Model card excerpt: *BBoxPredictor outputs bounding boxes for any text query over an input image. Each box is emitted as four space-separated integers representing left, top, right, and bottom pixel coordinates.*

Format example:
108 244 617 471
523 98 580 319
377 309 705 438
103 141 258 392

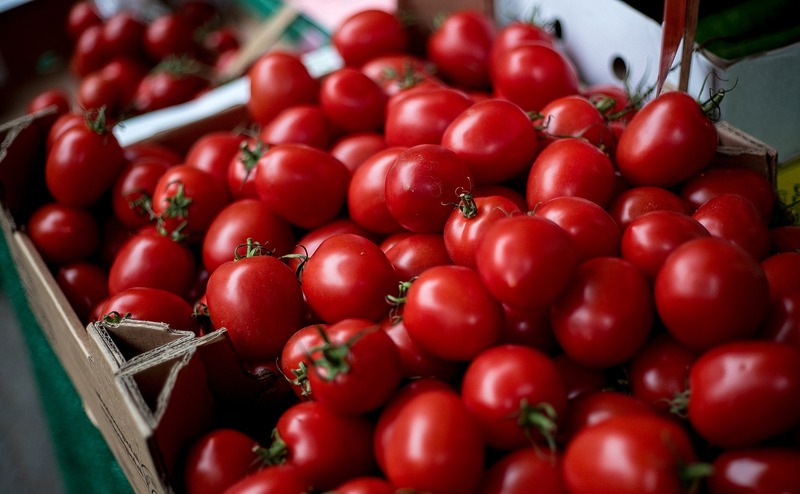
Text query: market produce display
13 2 800 493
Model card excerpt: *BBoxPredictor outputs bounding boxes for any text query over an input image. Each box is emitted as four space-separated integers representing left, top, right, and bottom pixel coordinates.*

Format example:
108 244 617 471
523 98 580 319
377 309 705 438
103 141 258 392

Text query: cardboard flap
714 120 778 185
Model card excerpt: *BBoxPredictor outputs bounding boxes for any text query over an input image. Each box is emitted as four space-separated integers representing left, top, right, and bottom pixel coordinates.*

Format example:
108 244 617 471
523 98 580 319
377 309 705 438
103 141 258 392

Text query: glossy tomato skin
627 333 698 416
222 465 313 494
536 95 612 149
692 193 771 261
461 344 568 450
476 214 577 310
615 91 717 188
441 98 539 185
384 87 474 147
499 303 558 354
347 146 406 235
143 11 200 61
384 143 473 233
761 251 800 300
478 448 566 494
535 196 621 263
488 20 554 79
286 218 379 275
562 414 699 494
707 447 800 494
687 340 800 449
551 256 653 369
381 316 461 382
558 390 654 445
331 9 408 67
247 52 319 126
27 202 99 265
426 9 496 90
608 185 693 231
359 54 438 97
183 428 261 494
111 159 171 230
680 166 776 223
55 261 108 323
329 131 387 173
185 131 246 188
654 236 770 352
206 253 304 362
133 70 208 114
759 291 800 350
97 286 200 334
403 264 503 361
259 105 332 150
319 67 387 134
383 233 453 281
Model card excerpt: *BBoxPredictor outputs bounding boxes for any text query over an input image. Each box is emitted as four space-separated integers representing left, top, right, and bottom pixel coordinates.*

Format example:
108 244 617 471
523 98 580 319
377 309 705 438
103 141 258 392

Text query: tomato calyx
155 180 192 240
666 388 691 419
382 62 431 91
679 461 714 493
254 429 289 467
289 360 312 397
153 54 212 81
385 278 416 323
234 237 276 260
306 326 369 383
515 398 560 453
237 139 268 190
83 105 111 136
192 301 212 335
101 310 131 325
279 245 309 281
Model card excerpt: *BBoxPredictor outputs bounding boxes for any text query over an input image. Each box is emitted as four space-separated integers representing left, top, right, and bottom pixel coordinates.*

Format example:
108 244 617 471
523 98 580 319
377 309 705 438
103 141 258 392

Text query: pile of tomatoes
19 4 800 494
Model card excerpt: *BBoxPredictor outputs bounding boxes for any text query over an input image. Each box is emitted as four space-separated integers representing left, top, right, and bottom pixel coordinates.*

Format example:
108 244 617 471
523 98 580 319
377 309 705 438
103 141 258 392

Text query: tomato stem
680 461 714 493
255 429 288 466
234 238 275 260
517 399 559 454
84 106 110 135
667 388 691 418
100 311 131 325
385 278 416 324
289 361 312 397
237 139 267 191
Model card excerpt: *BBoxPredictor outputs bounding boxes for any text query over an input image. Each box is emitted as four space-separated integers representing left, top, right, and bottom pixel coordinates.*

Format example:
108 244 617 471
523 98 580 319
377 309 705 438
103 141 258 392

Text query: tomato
27 202 99 265
259 105 332 149
107 229 197 298
376 383 485 493
123 141 182 167
478 448 566 494
55 261 109 323
304 319 403 415
608 185 693 231
534 196 621 263
559 390 654 445
687 340 800 448
488 19 554 80
492 42 579 112
133 65 209 114
426 9 496 90
562 414 701 494
761 252 800 300
261 400 375 490
759 291 800 350
201 27 239 58
552 256 653 369
476 214 576 310
360 54 438 97
347 146 406 235
98 56 150 111
620 210 710 281
526 137 616 209
441 98 539 185
45 109 126 207
329 131 387 173
202 199 295 274
319 67 387 134
654 236 770 351
331 9 408 67
384 86 474 147
707 447 800 494
151 164 231 241
615 91 718 188
102 11 146 60
71 24 109 77
444 194 521 270
301 233 398 323
185 131 246 188
222 465 313 494
627 333 697 416
536 95 614 151
461 344 567 450
381 317 461 381
143 11 200 61
330 476 395 494
206 246 304 362
692 193 771 261
247 51 318 126
96 286 200 334
27 88 71 130
66 1 101 40
183 428 261 494
254 144 350 230
111 159 170 230
227 137 264 200
383 233 452 281
286 218 379 274
680 166 776 223
402 264 502 361
77 70 123 114
384 143 473 233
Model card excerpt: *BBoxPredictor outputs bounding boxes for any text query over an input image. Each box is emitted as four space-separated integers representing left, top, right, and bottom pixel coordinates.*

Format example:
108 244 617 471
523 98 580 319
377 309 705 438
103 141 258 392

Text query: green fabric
0 234 132 494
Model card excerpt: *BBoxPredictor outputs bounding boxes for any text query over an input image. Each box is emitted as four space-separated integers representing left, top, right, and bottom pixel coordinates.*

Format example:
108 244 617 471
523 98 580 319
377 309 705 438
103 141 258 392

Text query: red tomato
559 390 654 445
305 319 403 415
761 251 800 300
98 56 150 111
620 210 710 281
123 141 182 167
535 95 613 150
183 428 261 494
227 137 264 200
319 67 387 134
347 146 406 235
535 196 621 263
286 218 379 275
692 193 771 261
615 91 718 188
426 9 496 90
376 383 485 493
526 137 616 209
680 166 776 223
77 70 123 114
206 247 304 362
202 199 295 274
499 303 558 354
384 86 473 147
254 144 350 230
329 131 387 173
384 144 473 233
478 448 566 494
185 131 246 188
707 447 800 494
222 465 313 494
111 159 171 230
759 291 800 350
562 415 700 494
107 230 197 298
383 233 452 281
143 11 200 61
133 67 209 114
403 264 502 361
247 51 318 126
45 109 126 207
27 202 99 265
259 105 332 149
381 317 461 381
97 286 200 334
476 215 576 310
552 256 653 369
301 233 398 323
71 24 109 77
441 98 539 185
55 261 108 323
331 9 408 67
26 88 71 130
627 333 698 416
654 236 770 351
102 11 146 60
608 185 693 231
360 54 438 97
488 20 555 79
687 340 800 448
492 42 579 112
66 1 101 40
461 344 568 450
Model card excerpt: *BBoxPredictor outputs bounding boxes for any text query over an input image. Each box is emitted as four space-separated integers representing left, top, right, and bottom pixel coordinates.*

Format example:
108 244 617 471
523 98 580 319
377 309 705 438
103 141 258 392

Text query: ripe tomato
331 9 408 67
111 158 170 230
707 447 800 494
66 0 101 40
301 233 398 323
102 11 146 60
96 286 200 335
687 340 800 448
535 95 613 150
558 390 654 445
383 233 453 281
222 465 313 494
526 137 616 209
185 131 246 188
680 166 776 223
27 202 99 265
478 448 566 494
254 144 350 230
761 251 800 300
381 317 461 381
608 185 693 231
55 261 108 323
476 214 576 310
534 196 621 263
441 98 539 185
759 291 800 350
143 11 200 61
692 193 771 261
627 333 697 416
402 264 503 361
499 303 558 354
461 344 568 450
259 105 332 149
247 51 318 126
319 67 387 134
551 256 654 369
133 65 209 114
426 9 496 90
615 91 718 188
227 137 264 200
384 86 473 147
26 88 71 130
205 247 304 362
488 19 554 79
347 146 406 235
654 236 770 351
359 54 438 97
285 218 379 275
71 24 109 77
329 131 387 173
183 428 261 494
384 143 473 233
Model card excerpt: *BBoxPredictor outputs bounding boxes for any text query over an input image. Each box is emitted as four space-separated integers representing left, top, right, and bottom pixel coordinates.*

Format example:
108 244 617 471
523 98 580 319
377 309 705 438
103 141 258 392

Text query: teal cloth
0 234 132 494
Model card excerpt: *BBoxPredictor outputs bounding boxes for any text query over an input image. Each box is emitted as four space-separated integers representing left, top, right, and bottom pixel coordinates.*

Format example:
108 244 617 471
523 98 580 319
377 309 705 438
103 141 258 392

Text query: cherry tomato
608 185 693 231
133 65 209 114
761 251 800 300
707 447 800 494
627 333 698 416
247 51 318 126
143 11 200 61
259 105 332 150
319 67 387 134
102 11 146 60
488 19 555 79
360 54 438 97
55 261 108 323
426 9 496 90
27 202 99 265
111 159 170 230
381 317 461 381
66 1 101 40
331 9 408 67
222 465 313 494
185 131 246 188
330 476 395 494
183 428 261 494
500 303 558 354
536 95 613 150
478 448 566 494
383 233 452 281
329 131 387 174
535 196 621 263
27 88 71 130
347 146 406 235
71 24 109 77
759 291 800 350
692 193 771 261
558 390 654 445
384 86 473 147
227 137 264 200
680 166 776 223
97 286 200 334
